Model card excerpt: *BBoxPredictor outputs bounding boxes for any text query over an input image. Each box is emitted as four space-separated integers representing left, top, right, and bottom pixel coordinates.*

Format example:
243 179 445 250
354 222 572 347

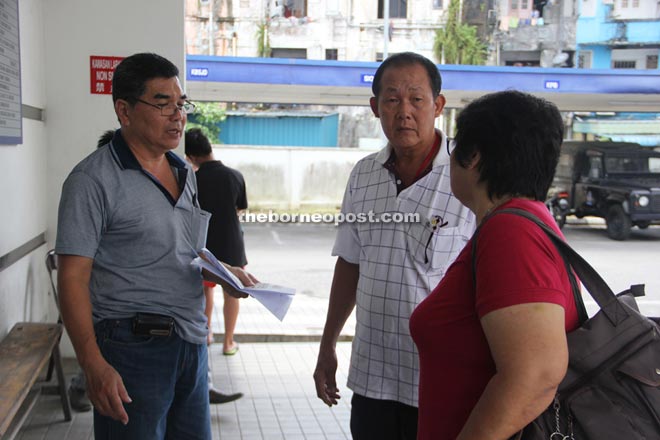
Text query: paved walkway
18 291 356 440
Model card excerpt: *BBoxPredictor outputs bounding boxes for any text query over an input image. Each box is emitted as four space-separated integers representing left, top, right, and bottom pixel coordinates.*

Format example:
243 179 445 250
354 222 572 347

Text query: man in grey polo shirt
56 53 254 440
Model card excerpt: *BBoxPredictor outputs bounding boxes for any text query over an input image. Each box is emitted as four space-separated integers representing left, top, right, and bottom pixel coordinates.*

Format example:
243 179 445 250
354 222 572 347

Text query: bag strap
471 210 588 324
471 208 630 326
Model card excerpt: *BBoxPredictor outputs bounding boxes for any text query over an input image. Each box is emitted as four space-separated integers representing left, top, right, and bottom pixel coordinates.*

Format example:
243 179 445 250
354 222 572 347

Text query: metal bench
0 322 71 439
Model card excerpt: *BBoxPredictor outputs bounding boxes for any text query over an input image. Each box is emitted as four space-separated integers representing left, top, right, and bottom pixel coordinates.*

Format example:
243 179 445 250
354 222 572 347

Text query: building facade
489 0 578 67
576 0 660 69
185 0 451 62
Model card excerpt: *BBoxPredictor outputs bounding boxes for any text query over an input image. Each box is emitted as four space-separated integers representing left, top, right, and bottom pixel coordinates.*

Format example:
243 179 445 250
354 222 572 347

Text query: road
242 222 660 317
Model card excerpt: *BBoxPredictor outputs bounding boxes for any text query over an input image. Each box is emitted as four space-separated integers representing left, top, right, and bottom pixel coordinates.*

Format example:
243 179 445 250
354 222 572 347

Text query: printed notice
90 56 124 95
0 0 22 145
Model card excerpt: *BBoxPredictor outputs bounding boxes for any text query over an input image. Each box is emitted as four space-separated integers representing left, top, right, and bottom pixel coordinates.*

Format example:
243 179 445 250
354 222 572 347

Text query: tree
434 0 487 65
256 21 271 58
186 102 226 142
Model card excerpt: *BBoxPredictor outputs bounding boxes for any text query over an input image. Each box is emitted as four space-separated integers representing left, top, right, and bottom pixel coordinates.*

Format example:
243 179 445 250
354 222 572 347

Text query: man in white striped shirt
313 52 475 440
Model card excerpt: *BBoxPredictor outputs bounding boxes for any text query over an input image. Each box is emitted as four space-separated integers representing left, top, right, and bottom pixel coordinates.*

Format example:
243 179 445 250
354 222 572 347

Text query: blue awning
185 55 660 111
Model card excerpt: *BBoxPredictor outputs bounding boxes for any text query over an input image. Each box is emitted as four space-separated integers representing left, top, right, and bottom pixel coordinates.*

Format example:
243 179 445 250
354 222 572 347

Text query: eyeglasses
447 139 456 156
135 98 196 116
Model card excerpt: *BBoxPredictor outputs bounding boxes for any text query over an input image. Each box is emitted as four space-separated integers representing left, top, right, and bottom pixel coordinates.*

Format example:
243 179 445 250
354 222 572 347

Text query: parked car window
650 158 660 172
588 156 602 178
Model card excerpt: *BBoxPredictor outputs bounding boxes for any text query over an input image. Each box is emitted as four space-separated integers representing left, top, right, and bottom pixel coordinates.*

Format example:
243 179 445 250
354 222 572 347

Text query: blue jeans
93 318 211 440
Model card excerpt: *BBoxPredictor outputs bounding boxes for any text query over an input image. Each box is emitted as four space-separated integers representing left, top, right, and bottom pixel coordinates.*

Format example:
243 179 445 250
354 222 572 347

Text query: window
646 55 658 69
376 52 399 62
433 0 442 9
632 0 639 6
621 0 628 8
521 0 529 9
578 51 592 68
511 0 519 10
283 0 307 18
271 48 307 59
588 156 603 179
533 0 547 17
650 158 660 172
378 0 407 18
325 49 338 60
613 60 636 69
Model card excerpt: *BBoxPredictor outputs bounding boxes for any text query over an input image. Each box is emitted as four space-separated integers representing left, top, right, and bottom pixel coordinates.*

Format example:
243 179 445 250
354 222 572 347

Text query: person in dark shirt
185 128 248 402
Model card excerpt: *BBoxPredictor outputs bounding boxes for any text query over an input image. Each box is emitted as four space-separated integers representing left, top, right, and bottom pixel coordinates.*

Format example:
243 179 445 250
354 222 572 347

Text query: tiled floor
17 342 353 440
208 342 352 439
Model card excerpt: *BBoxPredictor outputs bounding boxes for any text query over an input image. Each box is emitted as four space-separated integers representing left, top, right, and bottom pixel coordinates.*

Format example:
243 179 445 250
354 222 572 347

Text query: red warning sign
90 56 124 95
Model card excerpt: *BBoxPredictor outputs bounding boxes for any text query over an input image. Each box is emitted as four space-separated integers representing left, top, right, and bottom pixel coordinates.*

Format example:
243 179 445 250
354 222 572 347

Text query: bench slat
0 323 62 436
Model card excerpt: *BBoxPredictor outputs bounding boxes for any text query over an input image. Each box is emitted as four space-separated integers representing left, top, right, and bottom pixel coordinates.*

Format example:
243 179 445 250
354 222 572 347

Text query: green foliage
434 0 487 65
256 21 271 57
186 102 226 142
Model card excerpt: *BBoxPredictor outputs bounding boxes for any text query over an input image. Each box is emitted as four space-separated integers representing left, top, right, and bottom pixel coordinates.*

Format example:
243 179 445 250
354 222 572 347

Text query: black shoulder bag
472 208 660 440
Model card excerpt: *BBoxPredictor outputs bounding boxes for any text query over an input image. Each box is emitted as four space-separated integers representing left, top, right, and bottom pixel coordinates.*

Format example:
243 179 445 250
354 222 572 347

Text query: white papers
192 248 295 321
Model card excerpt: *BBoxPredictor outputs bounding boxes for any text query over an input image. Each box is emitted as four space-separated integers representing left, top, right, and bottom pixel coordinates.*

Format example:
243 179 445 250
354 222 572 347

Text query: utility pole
208 0 215 55
383 0 389 59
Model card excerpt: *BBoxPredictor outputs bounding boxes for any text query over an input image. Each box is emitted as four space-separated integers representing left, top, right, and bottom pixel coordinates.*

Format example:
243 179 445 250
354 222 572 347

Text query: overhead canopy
186 55 660 112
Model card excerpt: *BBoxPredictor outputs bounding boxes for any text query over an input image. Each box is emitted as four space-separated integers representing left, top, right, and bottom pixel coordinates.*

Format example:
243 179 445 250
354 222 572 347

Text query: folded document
192 248 295 321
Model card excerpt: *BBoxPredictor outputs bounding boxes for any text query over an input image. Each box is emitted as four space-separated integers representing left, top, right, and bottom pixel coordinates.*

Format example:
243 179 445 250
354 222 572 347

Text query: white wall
0 0 50 337
214 145 376 209
611 48 658 69
44 0 186 250
614 0 658 20
0 0 185 355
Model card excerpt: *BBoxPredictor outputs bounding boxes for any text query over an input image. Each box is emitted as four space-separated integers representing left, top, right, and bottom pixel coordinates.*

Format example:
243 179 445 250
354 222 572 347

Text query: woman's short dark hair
112 53 179 104
453 90 564 201
371 52 442 98
185 128 213 157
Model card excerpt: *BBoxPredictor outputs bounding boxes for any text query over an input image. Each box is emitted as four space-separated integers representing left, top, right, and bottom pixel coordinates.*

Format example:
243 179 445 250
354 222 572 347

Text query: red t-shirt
409 199 580 440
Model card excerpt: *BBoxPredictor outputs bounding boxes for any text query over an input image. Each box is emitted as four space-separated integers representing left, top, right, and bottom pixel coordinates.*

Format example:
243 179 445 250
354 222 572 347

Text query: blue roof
187 55 659 95
185 55 660 111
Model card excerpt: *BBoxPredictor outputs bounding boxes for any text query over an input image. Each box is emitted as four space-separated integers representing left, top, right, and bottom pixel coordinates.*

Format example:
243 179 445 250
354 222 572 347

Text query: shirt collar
375 129 449 167
111 129 187 171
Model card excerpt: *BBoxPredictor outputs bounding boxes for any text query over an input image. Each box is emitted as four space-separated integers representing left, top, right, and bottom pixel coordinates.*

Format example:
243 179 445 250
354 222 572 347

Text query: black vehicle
546 141 660 240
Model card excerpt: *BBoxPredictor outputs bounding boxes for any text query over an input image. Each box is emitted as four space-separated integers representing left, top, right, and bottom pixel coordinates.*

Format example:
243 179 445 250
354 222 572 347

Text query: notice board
0 0 21 145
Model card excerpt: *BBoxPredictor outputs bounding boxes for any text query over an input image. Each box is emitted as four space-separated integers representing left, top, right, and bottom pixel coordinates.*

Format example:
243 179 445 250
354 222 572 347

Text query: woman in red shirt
410 90 580 440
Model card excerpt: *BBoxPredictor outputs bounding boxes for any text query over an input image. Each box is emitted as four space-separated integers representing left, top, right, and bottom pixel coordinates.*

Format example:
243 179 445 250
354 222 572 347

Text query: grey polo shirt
56 130 211 345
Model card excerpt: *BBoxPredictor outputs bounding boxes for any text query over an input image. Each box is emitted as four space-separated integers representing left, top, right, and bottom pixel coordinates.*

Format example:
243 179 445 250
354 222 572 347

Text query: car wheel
637 221 650 230
550 205 566 229
606 204 632 241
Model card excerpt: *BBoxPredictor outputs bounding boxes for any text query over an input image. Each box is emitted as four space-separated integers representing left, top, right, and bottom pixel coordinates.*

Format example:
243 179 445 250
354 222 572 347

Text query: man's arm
57 255 131 424
203 284 215 345
313 257 359 406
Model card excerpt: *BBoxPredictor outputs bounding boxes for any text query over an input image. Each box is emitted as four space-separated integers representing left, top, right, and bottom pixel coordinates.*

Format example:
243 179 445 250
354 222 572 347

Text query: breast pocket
191 207 211 252
406 216 464 270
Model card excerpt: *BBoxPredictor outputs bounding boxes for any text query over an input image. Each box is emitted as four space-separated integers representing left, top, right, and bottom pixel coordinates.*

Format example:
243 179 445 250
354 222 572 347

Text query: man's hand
228 265 259 288
84 357 132 425
220 265 259 299
313 345 341 406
